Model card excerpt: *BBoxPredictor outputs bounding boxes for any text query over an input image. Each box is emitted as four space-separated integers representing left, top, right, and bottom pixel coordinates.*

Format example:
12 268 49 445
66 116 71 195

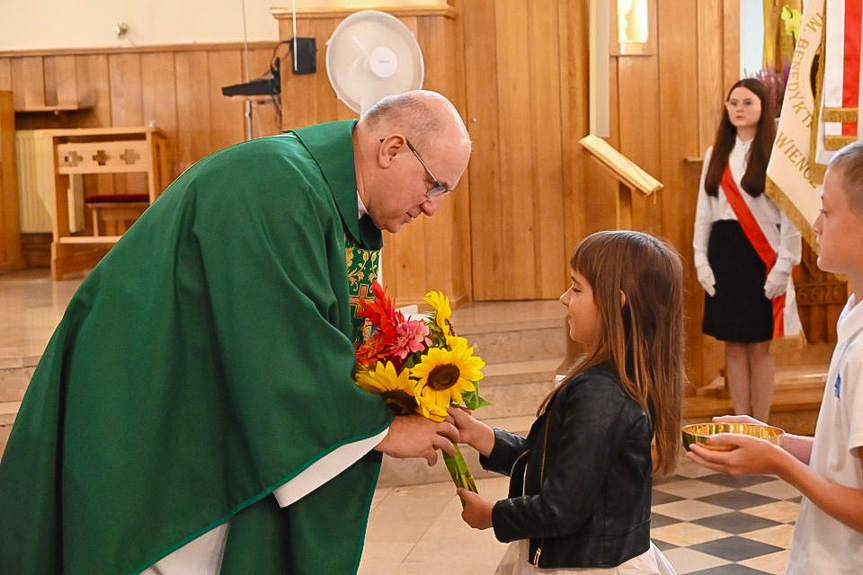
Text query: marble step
0 357 38 404
376 415 534 489
463 323 567 366
770 339 834 367
452 300 567 365
476 358 560 419
0 400 20 458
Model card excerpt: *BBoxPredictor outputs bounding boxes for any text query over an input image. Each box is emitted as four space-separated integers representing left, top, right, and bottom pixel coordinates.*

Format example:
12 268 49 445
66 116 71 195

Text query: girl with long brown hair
693 78 802 422
450 230 685 574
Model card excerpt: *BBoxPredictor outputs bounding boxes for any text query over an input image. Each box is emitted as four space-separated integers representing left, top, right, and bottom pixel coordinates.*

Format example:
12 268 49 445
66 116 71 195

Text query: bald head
360 90 471 152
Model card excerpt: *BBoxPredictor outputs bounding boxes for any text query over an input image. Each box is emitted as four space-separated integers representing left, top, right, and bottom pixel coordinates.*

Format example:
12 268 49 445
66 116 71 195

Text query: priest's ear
377 135 407 168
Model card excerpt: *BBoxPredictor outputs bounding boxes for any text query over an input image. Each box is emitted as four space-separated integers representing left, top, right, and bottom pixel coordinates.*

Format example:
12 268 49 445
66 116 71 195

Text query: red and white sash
720 165 789 338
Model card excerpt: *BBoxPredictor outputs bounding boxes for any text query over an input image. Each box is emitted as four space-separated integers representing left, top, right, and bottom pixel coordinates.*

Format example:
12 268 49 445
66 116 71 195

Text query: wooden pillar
0 91 25 274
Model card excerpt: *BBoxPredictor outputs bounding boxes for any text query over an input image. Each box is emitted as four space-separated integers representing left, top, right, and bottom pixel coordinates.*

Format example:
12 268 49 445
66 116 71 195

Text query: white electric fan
326 10 425 114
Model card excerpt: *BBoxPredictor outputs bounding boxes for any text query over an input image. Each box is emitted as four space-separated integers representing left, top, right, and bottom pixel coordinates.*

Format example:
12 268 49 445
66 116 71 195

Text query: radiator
15 131 84 233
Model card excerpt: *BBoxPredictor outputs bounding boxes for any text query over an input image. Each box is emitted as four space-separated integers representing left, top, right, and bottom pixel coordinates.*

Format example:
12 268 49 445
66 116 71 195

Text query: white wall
740 0 764 77
0 0 442 51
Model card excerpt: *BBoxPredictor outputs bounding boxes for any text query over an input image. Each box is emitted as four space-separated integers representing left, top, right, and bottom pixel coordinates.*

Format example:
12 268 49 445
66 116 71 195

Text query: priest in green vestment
0 90 471 574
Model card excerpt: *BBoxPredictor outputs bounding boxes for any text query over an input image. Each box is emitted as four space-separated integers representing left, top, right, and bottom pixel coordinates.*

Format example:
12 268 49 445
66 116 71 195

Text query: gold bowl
681 422 784 452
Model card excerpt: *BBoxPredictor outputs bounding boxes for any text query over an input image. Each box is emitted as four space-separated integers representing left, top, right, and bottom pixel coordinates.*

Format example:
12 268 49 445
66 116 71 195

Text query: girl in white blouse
692 78 801 421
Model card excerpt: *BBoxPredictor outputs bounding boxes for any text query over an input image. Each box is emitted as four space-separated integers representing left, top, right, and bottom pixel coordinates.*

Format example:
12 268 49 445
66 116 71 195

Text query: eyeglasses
380 137 453 199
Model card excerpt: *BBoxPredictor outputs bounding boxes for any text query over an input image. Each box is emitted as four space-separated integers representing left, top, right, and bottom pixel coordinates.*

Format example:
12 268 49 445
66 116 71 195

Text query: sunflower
415 394 449 422
411 342 485 412
355 361 418 416
424 290 454 336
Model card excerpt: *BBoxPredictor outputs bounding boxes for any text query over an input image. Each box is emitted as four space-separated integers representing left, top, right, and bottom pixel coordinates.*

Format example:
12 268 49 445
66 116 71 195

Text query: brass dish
681 422 784 452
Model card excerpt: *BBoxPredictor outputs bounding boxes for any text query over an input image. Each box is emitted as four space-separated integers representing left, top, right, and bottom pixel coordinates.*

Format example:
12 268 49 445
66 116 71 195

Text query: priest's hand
375 414 459 466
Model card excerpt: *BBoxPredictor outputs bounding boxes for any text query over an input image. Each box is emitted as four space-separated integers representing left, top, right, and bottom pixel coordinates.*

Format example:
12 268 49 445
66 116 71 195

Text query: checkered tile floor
652 457 800 574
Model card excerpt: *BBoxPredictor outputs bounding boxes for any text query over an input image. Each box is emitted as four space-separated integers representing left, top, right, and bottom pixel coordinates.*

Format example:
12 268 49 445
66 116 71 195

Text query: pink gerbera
389 319 431 360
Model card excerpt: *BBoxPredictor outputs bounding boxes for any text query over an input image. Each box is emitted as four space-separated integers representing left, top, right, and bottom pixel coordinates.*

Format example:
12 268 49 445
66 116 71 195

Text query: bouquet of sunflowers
355 282 488 492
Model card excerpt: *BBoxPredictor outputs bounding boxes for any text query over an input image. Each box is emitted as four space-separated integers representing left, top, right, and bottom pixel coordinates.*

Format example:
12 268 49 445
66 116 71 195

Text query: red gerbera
356 282 404 368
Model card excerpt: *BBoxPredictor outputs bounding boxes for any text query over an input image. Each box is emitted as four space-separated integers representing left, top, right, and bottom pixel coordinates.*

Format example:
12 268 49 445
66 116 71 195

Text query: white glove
696 265 716 297
764 267 790 299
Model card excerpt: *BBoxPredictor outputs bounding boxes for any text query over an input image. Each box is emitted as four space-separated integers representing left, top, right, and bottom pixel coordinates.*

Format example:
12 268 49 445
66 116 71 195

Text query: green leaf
461 389 491 410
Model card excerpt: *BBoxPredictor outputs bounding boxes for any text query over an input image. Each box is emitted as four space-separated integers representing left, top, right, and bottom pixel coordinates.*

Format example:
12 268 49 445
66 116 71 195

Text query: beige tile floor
2 269 801 574
360 455 800 575
0 269 84 363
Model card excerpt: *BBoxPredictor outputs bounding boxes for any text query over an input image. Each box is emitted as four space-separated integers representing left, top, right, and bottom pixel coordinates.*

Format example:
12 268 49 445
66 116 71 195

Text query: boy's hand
448 407 495 456
713 414 767 426
457 488 494 529
686 434 785 476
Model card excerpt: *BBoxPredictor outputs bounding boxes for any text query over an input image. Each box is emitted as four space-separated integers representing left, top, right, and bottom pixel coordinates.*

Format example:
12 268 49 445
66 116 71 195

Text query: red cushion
85 193 150 204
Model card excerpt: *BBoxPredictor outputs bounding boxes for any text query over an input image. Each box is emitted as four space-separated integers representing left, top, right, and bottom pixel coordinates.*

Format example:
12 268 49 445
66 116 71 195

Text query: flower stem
442 442 478 493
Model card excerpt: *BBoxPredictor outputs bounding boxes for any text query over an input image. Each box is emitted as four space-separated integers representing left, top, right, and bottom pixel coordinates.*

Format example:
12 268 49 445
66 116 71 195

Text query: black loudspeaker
292 38 317 75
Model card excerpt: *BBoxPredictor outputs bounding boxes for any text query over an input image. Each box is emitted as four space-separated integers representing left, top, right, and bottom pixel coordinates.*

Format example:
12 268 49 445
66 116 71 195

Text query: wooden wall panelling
43 55 77 107
696 0 725 153
110 53 146 196
75 54 112 128
444 9 472 302
141 52 179 179
527 0 566 299
497 0 536 300
464 0 503 301
559 0 590 260
10 57 45 110
722 0 741 94
616 54 661 234
656 1 702 389
175 51 213 174
0 59 11 91
207 50 246 152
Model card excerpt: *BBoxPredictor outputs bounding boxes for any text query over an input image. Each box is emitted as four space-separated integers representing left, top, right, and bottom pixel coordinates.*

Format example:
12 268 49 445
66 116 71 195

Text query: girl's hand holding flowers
457 488 494 529
448 407 495 457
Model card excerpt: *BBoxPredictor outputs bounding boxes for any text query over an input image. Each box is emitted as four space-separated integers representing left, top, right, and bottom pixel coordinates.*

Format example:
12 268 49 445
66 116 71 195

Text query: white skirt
494 540 677 575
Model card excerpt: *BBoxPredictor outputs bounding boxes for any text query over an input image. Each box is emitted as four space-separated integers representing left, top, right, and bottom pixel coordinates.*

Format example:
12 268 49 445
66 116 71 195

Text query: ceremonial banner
768 0 863 248
766 0 826 248
819 0 861 159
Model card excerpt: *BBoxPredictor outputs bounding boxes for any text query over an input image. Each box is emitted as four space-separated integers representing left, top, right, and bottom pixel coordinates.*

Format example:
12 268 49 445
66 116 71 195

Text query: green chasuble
0 121 393 573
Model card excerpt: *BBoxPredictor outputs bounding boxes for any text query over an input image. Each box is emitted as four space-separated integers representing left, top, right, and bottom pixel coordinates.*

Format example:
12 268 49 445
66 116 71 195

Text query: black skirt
702 220 773 343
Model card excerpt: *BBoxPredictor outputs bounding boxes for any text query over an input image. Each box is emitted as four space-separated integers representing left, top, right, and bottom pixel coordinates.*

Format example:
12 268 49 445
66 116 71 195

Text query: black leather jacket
480 363 653 569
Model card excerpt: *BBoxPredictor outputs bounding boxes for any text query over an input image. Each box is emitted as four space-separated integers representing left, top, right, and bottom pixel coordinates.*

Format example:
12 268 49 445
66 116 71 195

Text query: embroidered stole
345 234 380 345
720 165 786 337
